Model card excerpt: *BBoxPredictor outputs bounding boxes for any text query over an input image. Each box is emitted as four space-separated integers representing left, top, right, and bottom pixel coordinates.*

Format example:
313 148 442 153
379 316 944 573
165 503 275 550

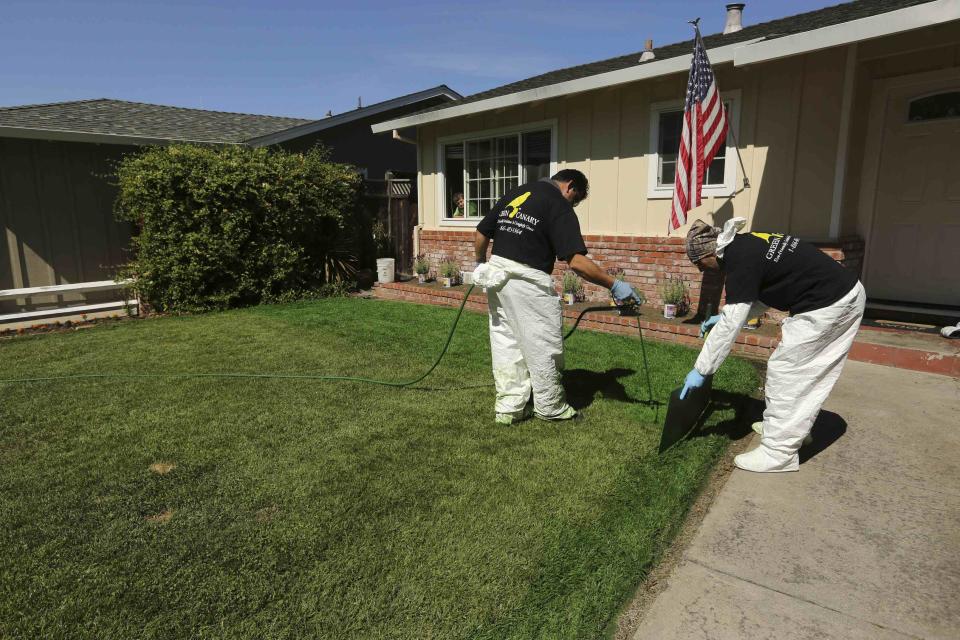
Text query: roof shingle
0 98 312 144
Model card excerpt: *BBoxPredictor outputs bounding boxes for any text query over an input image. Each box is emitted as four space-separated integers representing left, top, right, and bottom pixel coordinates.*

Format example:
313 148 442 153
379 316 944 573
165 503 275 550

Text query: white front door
865 72 960 306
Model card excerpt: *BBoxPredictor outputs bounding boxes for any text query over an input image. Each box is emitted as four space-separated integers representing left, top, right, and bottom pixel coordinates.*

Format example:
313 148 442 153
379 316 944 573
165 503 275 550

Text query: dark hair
551 169 589 204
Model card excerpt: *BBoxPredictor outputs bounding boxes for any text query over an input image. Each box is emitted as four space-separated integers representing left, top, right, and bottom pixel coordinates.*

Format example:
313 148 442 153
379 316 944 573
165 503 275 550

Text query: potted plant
659 274 689 319
413 254 431 284
438 259 460 288
562 271 584 305
606 267 626 306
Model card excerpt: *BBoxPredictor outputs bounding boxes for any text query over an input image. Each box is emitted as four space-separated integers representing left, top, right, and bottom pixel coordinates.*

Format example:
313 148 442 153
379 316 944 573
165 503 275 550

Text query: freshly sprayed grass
0 298 758 639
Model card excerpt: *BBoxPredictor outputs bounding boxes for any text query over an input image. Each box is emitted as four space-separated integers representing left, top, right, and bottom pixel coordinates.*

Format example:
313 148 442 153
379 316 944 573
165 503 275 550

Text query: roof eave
734 0 959 66
372 0 959 133
246 85 462 147
370 38 760 133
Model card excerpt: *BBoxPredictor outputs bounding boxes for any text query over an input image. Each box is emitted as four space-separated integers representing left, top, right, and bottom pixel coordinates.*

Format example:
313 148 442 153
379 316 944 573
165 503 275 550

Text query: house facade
0 86 459 324
372 0 960 315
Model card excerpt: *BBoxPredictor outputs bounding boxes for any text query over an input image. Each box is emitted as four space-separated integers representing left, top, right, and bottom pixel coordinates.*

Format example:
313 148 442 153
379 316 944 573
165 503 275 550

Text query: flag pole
691 21 750 191
725 111 751 190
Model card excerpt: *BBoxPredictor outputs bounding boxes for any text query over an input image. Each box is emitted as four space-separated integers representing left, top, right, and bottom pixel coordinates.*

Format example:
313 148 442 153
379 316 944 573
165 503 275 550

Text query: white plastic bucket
376 258 395 283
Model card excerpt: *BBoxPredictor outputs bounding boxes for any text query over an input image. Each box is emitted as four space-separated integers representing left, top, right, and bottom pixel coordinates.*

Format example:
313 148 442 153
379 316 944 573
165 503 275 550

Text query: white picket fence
0 280 138 323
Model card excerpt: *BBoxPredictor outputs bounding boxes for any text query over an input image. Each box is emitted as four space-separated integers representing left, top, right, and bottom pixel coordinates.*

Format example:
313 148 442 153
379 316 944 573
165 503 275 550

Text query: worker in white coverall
472 169 643 425
679 218 866 473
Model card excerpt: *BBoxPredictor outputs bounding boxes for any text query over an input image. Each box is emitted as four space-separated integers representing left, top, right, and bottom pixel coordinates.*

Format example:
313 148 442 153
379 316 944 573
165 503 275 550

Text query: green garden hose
1 284 654 405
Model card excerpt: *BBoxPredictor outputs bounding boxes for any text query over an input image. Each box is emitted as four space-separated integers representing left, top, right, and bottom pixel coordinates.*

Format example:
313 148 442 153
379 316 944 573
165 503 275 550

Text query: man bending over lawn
472 169 642 425
678 217 866 473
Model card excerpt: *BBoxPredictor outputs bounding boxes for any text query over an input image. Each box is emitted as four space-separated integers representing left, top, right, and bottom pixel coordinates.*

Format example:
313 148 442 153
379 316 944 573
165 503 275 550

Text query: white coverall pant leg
485 258 571 419
761 282 866 462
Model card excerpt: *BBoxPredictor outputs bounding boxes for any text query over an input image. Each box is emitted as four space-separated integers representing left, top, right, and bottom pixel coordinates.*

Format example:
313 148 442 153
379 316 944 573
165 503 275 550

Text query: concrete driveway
633 360 960 639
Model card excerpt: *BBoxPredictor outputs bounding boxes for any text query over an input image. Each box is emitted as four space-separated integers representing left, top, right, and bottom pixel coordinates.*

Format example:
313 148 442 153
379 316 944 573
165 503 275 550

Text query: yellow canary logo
505 191 532 218
751 232 784 244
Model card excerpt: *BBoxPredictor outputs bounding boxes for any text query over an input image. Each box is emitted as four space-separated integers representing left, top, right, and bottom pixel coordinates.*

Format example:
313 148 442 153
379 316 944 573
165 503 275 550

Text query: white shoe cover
734 444 799 473
752 421 813 447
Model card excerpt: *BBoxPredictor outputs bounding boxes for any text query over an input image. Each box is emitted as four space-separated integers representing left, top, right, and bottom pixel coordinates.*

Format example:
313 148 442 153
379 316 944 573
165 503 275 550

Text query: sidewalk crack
686 558 926 639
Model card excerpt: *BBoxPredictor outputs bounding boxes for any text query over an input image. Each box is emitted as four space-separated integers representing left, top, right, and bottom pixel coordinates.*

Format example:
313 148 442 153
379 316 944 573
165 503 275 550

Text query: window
908 91 960 122
647 93 739 199
656 110 726 187
441 126 554 221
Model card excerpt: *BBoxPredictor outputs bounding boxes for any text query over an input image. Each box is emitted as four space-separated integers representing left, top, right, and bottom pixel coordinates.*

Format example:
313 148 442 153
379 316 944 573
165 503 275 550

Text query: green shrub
438 259 460 279
114 144 363 312
412 254 431 275
562 270 583 295
659 274 689 310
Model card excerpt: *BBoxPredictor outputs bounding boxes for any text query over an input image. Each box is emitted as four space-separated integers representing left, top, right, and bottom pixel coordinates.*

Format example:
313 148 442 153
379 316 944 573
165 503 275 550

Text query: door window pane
908 91 960 121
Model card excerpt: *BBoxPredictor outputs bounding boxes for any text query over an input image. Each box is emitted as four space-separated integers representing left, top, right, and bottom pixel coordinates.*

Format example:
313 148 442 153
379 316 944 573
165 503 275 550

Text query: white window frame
646 89 741 199
436 120 558 227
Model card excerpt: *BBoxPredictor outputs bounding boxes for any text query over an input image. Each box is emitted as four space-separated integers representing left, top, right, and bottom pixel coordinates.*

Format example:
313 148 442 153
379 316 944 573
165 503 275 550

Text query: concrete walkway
633 361 960 639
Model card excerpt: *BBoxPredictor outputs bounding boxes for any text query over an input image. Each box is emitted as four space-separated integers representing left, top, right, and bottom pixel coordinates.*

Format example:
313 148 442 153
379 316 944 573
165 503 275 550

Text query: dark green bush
114 144 363 312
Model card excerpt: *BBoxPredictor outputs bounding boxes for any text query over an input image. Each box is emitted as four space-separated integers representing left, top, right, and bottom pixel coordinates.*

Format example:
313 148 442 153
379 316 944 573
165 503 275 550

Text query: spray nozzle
617 300 640 317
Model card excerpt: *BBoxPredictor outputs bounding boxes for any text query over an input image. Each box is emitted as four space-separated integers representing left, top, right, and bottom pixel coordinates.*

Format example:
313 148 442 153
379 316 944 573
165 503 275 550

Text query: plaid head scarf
685 219 720 263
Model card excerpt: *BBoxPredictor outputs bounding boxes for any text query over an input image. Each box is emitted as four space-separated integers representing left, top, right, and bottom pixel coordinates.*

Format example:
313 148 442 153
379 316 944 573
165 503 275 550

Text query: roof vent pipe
724 3 745 34
639 39 655 62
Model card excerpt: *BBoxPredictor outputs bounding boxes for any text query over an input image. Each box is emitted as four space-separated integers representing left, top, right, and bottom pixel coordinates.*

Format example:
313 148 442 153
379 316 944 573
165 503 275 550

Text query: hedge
114 144 363 312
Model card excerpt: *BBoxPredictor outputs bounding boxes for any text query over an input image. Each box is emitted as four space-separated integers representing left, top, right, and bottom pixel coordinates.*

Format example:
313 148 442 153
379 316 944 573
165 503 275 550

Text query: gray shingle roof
0 98 313 144
416 0 937 117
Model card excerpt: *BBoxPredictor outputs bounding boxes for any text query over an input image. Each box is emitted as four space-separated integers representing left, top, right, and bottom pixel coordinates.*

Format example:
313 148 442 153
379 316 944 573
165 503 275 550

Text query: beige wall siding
0 138 134 310
419 50 847 238
792 48 846 239
419 23 960 241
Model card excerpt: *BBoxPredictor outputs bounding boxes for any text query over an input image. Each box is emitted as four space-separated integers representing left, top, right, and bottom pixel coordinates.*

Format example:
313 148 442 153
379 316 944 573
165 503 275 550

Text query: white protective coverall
695 219 867 471
473 256 573 420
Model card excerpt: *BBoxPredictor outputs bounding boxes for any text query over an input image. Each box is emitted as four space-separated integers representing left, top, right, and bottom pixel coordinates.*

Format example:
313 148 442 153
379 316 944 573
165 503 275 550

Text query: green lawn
0 298 758 639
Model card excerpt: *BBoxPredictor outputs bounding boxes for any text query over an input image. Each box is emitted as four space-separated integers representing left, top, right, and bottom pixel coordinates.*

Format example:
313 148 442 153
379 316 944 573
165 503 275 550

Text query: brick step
373 281 960 378
849 326 960 377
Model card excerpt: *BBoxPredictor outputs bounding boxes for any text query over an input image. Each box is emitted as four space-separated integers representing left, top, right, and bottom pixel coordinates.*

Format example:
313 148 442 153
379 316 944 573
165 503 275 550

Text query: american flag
669 28 728 232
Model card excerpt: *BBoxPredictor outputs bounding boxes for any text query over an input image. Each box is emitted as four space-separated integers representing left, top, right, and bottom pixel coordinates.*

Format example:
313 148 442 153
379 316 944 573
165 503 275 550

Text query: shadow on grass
563 368 636 410
691 390 764 442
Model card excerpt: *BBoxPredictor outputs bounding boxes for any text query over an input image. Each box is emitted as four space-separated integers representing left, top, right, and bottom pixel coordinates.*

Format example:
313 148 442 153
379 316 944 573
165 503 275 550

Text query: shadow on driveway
690 390 848 461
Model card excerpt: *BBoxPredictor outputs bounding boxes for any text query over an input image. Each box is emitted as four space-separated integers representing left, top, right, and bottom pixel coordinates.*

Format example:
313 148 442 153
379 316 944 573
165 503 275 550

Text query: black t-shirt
476 179 587 274
722 232 858 314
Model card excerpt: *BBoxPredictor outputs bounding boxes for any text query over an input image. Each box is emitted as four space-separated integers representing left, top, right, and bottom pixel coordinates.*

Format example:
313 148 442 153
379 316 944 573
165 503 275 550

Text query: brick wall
374 281 780 359
418 229 864 317
419 229 703 308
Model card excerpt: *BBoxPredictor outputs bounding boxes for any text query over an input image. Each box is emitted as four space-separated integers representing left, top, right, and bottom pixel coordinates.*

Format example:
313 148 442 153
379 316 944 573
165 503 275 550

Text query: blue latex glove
679 369 706 399
699 314 721 338
610 279 642 305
